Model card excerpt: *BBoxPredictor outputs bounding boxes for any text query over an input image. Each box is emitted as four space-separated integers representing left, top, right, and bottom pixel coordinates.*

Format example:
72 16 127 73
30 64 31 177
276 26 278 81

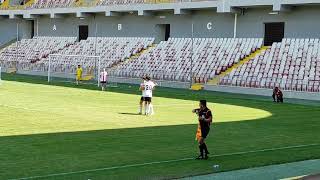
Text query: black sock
203 143 209 155
199 144 204 157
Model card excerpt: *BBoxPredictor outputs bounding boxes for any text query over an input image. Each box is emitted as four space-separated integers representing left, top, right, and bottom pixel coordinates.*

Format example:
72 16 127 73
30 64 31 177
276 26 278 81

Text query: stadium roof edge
0 0 320 19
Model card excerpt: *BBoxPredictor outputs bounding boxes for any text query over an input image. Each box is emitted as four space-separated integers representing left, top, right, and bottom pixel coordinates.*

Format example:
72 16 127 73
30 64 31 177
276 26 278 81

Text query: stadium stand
95 0 192 6
110 38 263 83
44 37 154 71
1 35 319 93
34 37 155 74
0 36 77 71
220 38 320 92
54 37 154 64
96 0 144 6
29 0 77 9
18 0 188 9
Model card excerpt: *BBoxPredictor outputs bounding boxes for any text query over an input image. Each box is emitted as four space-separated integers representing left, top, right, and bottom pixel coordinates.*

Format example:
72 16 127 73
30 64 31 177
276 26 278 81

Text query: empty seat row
0 37 154 75
110 38 263 83
28 0 76 9
0 36 76 69
220 38 320 92
5 0 179 9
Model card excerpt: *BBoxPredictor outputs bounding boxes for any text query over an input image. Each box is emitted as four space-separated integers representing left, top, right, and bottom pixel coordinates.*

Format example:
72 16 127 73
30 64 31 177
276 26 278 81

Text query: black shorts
201 128 210 139
141 97 152 102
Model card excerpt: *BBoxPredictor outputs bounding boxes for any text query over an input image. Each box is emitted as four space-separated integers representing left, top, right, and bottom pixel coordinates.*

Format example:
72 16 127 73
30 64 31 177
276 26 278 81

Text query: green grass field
1 74 320 180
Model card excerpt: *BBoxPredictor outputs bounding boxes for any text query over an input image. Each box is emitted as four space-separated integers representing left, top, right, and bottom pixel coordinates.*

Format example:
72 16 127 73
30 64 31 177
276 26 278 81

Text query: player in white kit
139 77 147 115
139 76 156 115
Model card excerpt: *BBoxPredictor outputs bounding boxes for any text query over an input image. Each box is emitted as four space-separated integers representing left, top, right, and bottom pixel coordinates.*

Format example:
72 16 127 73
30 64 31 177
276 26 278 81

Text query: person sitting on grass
272 87 284 103
276 88 284 103
76 65 83 85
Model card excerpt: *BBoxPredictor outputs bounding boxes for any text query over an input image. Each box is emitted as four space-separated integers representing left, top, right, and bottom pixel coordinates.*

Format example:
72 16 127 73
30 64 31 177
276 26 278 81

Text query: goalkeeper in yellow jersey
76 65 83 85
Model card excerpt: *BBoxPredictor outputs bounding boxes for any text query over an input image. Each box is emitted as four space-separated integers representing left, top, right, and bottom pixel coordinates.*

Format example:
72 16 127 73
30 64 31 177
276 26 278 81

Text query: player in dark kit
276 88 284 103
193 100 213 160
272 87 284 103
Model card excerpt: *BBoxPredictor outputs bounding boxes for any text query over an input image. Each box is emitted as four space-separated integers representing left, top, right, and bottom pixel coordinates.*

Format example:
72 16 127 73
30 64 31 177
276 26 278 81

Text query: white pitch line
10 158 194 180
0 104 36 111
210 143 320 157
9 143 320 180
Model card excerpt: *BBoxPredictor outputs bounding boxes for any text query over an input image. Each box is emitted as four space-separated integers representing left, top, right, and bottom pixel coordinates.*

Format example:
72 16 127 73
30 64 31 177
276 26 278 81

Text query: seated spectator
276 88 284 103
272 87 284 103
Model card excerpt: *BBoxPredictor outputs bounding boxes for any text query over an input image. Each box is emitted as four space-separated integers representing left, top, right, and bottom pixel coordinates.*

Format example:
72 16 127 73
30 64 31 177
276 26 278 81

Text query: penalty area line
9 143 320 180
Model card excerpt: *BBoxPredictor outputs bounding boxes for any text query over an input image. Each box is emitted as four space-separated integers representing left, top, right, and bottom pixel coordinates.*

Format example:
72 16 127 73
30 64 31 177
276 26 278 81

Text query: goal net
47 54 101 86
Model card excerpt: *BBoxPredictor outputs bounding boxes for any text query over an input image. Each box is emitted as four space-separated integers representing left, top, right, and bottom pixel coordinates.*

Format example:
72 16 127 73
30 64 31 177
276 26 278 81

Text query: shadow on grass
1 73 320 179
1 115 320 180
118 112 141 116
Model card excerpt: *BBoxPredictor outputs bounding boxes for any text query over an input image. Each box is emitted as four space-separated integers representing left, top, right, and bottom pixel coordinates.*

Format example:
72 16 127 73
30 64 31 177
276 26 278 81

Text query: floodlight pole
94 15 98 83
233 13 238 38
36 18 39 36
94 15 98 56
16 22 19 68
190 21 194 88
97 56 101 87
48 55 51 83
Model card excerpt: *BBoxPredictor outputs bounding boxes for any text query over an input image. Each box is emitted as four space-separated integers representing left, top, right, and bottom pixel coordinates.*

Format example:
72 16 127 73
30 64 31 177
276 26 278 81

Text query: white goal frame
0 66 2 85
48 54 101 86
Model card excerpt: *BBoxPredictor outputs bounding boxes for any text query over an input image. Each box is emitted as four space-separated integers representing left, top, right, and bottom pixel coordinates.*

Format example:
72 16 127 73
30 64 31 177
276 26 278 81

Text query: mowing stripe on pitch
9 143 320 180
0 103 194 111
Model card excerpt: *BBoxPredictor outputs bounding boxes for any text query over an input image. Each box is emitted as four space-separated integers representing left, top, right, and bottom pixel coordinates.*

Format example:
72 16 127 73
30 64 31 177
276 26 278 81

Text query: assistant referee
193 100 213 160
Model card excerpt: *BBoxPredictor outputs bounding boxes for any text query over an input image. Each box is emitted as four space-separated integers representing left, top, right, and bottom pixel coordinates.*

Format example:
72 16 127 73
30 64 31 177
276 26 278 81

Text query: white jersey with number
142 81 155 97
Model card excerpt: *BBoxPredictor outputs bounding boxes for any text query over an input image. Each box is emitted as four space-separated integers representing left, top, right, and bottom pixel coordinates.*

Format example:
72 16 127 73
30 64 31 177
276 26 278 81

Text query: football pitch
1 74 320 180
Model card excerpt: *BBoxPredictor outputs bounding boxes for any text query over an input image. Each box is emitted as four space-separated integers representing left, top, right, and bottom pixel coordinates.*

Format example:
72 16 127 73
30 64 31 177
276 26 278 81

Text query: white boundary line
9 143 320 180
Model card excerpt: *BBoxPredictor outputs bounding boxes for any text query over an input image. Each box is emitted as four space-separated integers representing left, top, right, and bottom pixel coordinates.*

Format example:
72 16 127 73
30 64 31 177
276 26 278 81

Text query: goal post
48 54 101 86
0 66 2 85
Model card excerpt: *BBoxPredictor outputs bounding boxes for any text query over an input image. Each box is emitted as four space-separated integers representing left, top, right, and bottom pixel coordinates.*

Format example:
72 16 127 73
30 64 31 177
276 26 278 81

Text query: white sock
139 105 142 114
149 104 154 115
145 104 149 115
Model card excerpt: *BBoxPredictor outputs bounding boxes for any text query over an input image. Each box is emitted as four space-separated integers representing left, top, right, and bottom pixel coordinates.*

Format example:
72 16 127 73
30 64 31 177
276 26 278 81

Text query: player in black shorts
143 97 151 103
139 76 156 115
193 100 213 160
139 77 147 115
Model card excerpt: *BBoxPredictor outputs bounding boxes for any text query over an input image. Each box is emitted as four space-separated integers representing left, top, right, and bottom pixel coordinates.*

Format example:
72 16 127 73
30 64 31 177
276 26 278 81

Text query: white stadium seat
220 38 320 92
0 36 76 71
110 38 263 83
0 36 154 76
